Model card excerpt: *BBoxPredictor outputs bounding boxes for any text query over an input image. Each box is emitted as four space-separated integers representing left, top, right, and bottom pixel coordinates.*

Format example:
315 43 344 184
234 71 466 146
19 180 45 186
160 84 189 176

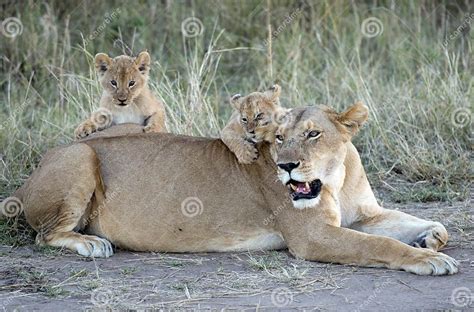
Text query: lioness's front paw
403 250 458 275
74 121 97 139
236 142 259 164
410 222 448 251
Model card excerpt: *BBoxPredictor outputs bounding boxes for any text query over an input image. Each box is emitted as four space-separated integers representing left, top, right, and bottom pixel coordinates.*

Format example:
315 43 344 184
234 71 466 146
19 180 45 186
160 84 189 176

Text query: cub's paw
236 142 259 164
410 222 448 251
74 235 114 258
74 121 97 139
403 249 458 275
143 123 160 133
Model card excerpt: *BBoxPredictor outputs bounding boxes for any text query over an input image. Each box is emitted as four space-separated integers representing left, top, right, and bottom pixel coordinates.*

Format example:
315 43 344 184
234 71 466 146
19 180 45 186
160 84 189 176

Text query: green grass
0 0 472 212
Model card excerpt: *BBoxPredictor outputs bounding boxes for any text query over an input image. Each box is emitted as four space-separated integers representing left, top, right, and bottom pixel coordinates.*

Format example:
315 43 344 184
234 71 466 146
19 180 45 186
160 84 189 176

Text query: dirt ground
1 201 472 311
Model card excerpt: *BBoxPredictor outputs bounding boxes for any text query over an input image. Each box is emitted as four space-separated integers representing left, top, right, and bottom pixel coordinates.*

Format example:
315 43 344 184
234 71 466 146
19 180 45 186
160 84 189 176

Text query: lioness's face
231 85 283 143
273 103 368 209
94 51 151 107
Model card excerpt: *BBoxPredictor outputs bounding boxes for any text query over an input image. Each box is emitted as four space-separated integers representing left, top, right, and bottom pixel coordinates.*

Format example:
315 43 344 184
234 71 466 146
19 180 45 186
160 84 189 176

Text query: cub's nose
277 162 300 173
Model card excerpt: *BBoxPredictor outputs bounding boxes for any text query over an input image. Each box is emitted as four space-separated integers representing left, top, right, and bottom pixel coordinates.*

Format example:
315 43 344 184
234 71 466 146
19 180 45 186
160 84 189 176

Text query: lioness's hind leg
351 208 448 251
40 232 113 258
23 143 113 258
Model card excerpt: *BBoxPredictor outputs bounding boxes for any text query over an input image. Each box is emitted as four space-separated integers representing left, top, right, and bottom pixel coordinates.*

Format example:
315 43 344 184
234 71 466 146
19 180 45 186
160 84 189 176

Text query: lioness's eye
110 80 117 87
308 130 321 139
129 80 135 87
255 113 264 120
275 134 284 142
241 117 248 123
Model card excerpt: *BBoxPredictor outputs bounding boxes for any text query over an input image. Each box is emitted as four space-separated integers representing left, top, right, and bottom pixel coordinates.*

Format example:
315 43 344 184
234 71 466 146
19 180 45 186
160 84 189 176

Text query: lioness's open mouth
286 179 322 200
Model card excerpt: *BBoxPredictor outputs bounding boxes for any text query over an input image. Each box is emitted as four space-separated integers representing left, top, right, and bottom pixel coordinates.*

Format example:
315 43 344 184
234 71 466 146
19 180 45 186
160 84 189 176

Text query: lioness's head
273 102 368 209
230 85 285 143
94 51 151 107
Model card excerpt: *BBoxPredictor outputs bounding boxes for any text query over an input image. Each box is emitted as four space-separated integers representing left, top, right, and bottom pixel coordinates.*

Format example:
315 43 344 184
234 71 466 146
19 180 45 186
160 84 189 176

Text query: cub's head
94 51 151 107
230 84 285 143
273 102 368 209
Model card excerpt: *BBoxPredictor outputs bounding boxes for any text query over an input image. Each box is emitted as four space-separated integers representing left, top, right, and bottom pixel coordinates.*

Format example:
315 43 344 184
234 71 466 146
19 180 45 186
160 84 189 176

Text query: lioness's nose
277 162 300 173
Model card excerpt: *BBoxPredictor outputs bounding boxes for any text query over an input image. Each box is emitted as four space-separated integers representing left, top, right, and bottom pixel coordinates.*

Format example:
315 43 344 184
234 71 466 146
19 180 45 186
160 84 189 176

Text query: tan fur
221 85 287 164
74 51 167 139
14 104 457 275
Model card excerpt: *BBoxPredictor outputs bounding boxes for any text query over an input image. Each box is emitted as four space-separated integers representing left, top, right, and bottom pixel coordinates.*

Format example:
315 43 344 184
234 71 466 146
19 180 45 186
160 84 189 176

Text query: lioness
221 84 286 164
13 103 457 275
74 51 167 139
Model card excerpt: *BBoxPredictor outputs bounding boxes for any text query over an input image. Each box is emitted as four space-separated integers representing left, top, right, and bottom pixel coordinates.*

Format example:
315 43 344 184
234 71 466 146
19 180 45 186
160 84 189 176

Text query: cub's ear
230 93 242 110
334 101 368 139
94 53 112 75
263 84 281 104
135 51 151 74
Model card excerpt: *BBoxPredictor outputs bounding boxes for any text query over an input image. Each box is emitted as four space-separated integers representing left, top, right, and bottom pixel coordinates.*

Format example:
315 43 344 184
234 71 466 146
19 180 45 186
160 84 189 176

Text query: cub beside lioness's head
230 84 283 143
220 85 288 164
95 51 151 107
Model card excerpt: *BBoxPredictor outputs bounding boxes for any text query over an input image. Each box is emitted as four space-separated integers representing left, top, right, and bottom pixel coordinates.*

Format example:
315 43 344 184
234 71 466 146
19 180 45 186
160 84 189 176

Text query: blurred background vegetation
0 0 472 203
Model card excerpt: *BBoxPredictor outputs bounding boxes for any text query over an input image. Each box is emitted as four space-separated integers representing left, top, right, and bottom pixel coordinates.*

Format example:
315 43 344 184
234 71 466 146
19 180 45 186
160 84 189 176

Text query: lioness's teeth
290 184 297 191
305 182 310 189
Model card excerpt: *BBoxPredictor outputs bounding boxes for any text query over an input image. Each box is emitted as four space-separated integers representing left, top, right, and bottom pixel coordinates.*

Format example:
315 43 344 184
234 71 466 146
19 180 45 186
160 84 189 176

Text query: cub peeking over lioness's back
75 51 167 139
221 85 287 164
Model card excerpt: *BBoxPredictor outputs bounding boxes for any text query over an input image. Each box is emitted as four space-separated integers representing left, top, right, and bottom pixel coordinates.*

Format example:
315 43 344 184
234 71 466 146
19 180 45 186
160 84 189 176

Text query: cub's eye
275 134 284 143
255 113 264 120
308 130 322 139
128 80 135 87
241 117 248 123
110 80 117 87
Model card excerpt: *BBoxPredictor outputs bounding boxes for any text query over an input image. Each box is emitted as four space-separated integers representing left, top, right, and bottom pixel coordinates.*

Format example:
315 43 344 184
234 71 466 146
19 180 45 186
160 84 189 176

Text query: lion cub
221 85 285 164
74 51 167 139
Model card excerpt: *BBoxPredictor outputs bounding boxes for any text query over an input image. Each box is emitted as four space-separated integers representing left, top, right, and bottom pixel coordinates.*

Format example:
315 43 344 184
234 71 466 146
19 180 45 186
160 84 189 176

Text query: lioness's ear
135 51 151 74
95 53 112 75
230 94 242 110
335 101 368 138
264 84 281 104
